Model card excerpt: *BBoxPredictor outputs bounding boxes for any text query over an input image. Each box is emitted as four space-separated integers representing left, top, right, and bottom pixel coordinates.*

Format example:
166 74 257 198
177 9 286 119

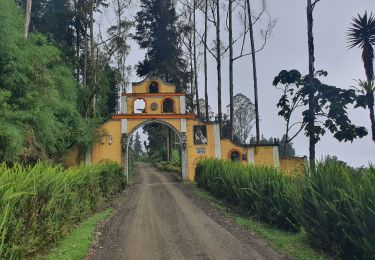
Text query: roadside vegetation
192 187 326 260
46 209 113 260
0 162 125 259
195 159 375 259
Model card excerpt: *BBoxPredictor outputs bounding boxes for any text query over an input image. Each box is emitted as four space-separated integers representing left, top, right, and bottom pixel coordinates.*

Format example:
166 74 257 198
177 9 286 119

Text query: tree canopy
134 0 188 91
273 69 368 151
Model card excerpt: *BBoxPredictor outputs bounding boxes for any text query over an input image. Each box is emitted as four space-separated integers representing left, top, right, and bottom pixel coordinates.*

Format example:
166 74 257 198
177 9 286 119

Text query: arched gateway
88 76 280 181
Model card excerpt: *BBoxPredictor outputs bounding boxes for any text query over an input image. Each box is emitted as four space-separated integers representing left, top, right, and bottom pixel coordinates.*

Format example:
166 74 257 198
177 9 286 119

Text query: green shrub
301 162 375 259
195 159 301 232
0 161 125 259
196 159 375 259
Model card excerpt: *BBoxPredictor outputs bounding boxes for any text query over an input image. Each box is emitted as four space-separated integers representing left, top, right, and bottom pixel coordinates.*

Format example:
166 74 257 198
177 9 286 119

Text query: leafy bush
0 161 125 259
0 0 97 164
301 162 375 259
195 159 301 232
196 159 375 259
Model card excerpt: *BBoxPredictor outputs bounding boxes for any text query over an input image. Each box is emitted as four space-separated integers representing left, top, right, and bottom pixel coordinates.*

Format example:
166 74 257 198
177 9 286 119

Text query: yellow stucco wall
186 120 216 180
132 79 176 93
92 120 122 165
220 139 248 165
254 146 275 166
127 96 181 114
280 158 305 176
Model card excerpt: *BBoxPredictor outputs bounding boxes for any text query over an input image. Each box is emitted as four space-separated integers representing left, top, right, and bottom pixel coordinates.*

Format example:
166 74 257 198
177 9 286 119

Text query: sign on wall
194 125 208 145
196 147 206 154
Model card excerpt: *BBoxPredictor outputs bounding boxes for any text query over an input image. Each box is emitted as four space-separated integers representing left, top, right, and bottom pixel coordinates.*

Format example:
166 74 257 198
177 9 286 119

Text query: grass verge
45 209 113 260
191 184 328 260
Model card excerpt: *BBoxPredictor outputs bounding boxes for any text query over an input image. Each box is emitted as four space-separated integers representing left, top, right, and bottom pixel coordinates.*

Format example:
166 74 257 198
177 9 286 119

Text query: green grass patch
45 209 113 260
192 184 327 260
235 217 326 260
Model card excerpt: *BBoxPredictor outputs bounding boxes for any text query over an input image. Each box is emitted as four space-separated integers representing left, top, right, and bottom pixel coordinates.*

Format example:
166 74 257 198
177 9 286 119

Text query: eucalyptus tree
348 12 375 142
23 0 32 38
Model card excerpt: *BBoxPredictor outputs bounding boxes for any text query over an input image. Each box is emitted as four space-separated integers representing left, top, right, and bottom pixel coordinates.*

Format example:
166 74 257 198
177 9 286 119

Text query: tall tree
193 0 200 116
134 0 188 91
203 0 209 121
228 0 234 139
227 0 274 140
226 93 255 143
23 0 32 38
215 0 223 136
273 69 368 158
306 0 320 163
199 98 214 120
246 0 260 144
348 12 375 142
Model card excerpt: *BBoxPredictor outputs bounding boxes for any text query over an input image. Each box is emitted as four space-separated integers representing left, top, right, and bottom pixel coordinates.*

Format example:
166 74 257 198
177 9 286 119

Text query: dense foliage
301 162 375 259
134 0 189 91
195 159 301 232
273 69 368 156
0 1 121 164
0 1 93 163
0 161 125 259
195 159 375 259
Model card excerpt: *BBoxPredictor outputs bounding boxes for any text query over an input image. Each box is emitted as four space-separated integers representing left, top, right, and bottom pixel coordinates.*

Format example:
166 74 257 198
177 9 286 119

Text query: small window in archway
230 151 241 162
149 81 159 93
163 98 174 113
134 98 146 113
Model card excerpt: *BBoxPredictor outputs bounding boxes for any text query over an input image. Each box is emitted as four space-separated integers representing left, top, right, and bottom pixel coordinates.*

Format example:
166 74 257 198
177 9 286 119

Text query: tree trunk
90 1 96 116
193 0 200 118
83 20 88 89
246 0 260 144
23 0 32 39
229 0 234 139
188 10 194 113
204 0 209 121
75 17 81 83
216 0 223 136
306 0 316 164
367 91 375 142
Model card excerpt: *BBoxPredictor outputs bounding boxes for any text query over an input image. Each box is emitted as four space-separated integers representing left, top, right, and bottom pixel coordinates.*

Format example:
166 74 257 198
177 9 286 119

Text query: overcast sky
101 0 375 166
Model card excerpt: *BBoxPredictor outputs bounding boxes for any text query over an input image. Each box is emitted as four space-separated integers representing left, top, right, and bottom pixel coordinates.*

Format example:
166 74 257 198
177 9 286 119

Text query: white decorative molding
248 148 255 164
120 96 127 114
214 124 221 159
181 119 187 132
180 96 186 114
273 146 280 168
121 119 128 134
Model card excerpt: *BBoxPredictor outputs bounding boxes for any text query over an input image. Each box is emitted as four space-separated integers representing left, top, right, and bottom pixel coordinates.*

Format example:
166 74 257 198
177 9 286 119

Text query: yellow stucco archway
125 119 187 180
86 76 281 181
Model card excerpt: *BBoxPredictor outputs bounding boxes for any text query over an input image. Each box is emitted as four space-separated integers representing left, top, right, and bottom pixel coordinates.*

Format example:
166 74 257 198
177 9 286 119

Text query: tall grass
195 159 375 259
302 163 375 259
0 161 125 259
195 159 301 232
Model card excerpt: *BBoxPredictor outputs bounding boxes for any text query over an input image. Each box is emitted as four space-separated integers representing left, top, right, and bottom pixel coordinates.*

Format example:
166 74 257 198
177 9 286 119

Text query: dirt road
89 162 284 260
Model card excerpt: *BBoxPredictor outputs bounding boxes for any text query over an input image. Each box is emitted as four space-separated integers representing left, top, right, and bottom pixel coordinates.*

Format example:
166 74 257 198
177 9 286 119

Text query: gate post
121 119 129 183
181 132 188 180
121 133 129 184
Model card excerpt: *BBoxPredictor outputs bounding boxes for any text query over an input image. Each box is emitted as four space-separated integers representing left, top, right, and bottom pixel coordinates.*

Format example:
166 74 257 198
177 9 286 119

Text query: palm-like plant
348 12 375 142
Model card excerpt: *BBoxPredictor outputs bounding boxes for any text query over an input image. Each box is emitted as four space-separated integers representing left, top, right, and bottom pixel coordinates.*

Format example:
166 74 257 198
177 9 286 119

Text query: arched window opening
134 98 146 113
230 151 241 162
149 81 159 93
163 98 174 113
